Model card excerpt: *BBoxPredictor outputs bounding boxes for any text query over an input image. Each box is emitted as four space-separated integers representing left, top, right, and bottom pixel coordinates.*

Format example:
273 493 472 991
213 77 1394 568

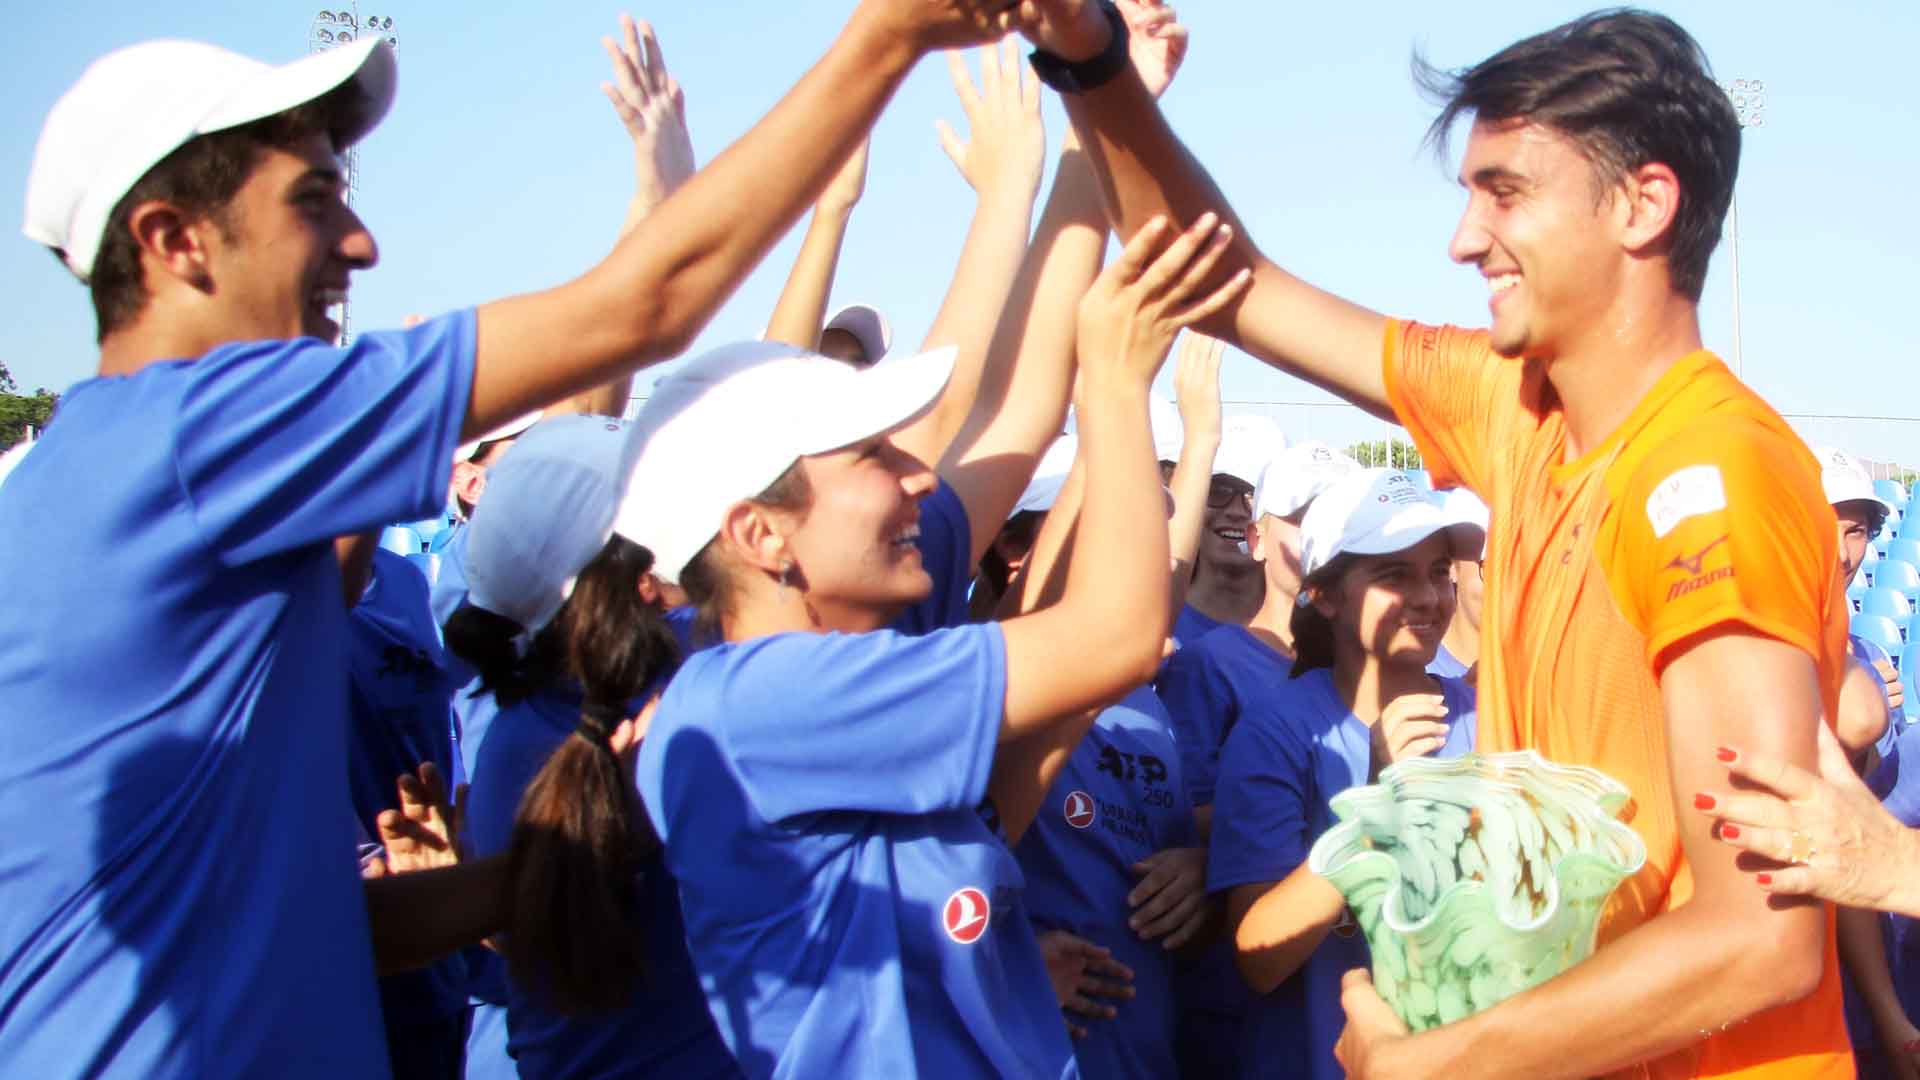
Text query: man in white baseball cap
0 3 1028 1073
1174 414 1286 647
1815 446 1904 758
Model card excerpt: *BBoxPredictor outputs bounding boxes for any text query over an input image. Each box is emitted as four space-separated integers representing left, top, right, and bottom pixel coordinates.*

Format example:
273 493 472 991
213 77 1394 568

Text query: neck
723 583 895 643
97 312 264 379
1439 618 1479 668
1187 560 1264 626
1332 653 1435 727
1543 289 1703 460
1245 582 1298 655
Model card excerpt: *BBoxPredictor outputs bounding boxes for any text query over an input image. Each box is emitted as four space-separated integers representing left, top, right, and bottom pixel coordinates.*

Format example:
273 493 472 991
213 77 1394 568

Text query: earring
778 560 795 594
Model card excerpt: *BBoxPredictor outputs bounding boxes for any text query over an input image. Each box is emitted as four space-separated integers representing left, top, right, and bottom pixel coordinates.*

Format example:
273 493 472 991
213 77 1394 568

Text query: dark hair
82 82 366 342
679 459 815 642
1288 554 1357 677
444 536 681 1012
1413 8 1739 301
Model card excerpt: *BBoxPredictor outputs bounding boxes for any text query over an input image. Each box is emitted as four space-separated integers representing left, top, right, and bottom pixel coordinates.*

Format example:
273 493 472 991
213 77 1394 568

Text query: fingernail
1756 873 1772 886
1716 747 1738 763
1721 824 1741 840
1692 793 1716 811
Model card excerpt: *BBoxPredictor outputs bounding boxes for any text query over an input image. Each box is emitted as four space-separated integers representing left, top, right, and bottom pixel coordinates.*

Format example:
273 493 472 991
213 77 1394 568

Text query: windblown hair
1413 8 1740 301
678 459 815 641
443 536 680 1013
80 81 368 342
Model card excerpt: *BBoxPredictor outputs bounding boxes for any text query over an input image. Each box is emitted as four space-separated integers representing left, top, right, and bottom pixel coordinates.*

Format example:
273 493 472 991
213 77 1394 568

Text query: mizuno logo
1664 535 1729 577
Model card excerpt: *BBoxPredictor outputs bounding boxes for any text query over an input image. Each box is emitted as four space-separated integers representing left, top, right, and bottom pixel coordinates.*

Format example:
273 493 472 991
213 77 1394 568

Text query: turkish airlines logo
1064 790 1097 830
943 888 991 944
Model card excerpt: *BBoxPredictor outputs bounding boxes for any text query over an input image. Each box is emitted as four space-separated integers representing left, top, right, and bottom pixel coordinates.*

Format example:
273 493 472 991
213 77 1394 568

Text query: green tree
0 360 59 449
1344 437 1423 470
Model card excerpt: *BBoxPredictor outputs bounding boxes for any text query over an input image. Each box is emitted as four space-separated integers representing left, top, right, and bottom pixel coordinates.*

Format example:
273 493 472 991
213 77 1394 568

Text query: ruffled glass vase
1306 749 1647 1032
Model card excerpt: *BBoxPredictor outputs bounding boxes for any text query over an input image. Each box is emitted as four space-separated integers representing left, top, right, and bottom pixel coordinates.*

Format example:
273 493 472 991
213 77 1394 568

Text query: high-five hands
1076 213 1250 386
602 14 695 213
938 39 1046 203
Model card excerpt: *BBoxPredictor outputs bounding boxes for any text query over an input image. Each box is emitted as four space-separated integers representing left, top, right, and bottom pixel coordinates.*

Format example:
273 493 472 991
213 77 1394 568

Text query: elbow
1738 919 1827 1013
1234 952 1284 997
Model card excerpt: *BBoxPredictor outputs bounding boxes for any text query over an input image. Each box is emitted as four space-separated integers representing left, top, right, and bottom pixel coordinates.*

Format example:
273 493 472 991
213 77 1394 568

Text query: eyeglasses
1206 477 1254 510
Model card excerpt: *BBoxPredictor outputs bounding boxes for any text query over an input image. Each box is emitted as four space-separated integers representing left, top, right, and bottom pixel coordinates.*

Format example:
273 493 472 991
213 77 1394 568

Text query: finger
615 23 650 100
1019 37 1042 111
1083 953 1135 982
935 119 969 173
1062 992 1117 1020
394 772 430 821
601 38 648 112
1753 863 1819 899
601 84 641 130
638 20 669 95
1161 907 1209 950
978 38 1003 108
945 50 983 118
1161 223 1238 307
1137 890 1205 941
1134 213 1221 301
1718 745 1818 802
1697 788 1801 831
1394 734 1448 760
1067 1021 1089 1040
418 761 448 807
1126 856 1178 906
1391 720 1453 743
1106 216 1174 287
361 855 389 880
1168 267 1253 327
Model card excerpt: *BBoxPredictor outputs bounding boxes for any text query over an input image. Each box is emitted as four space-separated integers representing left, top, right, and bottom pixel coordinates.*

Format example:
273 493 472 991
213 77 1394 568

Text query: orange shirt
1384 320 1852 1079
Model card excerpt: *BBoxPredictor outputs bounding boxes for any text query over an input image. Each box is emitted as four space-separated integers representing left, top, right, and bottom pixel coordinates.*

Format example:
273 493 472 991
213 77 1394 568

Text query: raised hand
1115 0 1188 97
1075 213 1251 387
1172 332 1224 444
1128 846 1210 948
1874 656 1906 713
1372 692 1452 771
602 14 695 213
373 761 465 876
1036 929 1135 1039
937 39 1046 204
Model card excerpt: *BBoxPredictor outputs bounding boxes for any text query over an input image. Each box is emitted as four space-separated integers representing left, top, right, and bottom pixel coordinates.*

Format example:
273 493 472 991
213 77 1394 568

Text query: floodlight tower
1721 79 1765 379
307 6 398 343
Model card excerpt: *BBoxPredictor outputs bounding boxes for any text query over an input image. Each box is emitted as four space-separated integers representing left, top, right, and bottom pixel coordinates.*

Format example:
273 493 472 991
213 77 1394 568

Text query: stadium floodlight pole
306 6 398 344
1721 78 1765 379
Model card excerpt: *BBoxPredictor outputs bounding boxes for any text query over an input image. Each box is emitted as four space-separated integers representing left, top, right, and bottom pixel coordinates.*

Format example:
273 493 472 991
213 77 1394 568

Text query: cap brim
455 410 543 463
799 345 957 457
200 36 395 150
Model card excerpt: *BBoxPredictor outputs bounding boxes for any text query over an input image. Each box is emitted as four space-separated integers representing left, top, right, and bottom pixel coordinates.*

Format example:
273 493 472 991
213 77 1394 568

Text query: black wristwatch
1028 0 1130 95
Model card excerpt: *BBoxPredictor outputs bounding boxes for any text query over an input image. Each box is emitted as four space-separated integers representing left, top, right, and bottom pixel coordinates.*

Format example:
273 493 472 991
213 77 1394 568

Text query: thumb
935 119 969 173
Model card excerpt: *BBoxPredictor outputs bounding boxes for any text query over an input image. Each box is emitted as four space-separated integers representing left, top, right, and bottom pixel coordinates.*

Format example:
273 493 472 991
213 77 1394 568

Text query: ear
716 500 793 577
126 200 219 293
1246 517 1267 563
449 460 488 508
1617 161 1682 258
636 572 663 606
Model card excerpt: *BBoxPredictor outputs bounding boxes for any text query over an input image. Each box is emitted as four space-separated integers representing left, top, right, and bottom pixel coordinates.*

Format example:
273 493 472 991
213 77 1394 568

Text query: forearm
1064 371 1170 676
991 709 1102 844
764 204 855 349
467 8 919 436
364 854 510 975
1164 429 1219 618
1839 904 1912 1040
1386 900 1828 1078
1231 869 1343 993
913 188 1038 440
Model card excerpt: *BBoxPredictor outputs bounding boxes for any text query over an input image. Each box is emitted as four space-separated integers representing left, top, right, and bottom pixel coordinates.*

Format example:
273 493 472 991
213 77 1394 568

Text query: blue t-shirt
345 549 468 1029
1014 685 1197 1079
1850 633 1908 759
1208 669 1477 1080
637 626 1074 1079
1845 723 1920 1075
468 688 740 1080
0 313 475 1077
1170 604 1224 652
429 519 471 630
1427 643 1470 679
1155 623 1290 808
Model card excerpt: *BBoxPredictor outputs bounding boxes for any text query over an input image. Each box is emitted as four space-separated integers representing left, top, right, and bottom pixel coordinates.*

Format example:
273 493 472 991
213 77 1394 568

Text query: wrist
844 2 922 78
1038 1 1118 63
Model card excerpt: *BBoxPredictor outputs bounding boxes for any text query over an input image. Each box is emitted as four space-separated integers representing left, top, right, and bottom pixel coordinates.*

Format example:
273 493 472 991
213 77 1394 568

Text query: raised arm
1022 0 1393 417
1165 332 1223 617
464 1 1019 439
763 139 870 350
889 40 1047 466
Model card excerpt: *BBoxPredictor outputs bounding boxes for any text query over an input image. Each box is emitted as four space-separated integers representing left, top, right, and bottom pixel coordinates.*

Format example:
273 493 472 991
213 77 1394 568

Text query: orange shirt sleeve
1602 416 1838 676
1380 319 1510 495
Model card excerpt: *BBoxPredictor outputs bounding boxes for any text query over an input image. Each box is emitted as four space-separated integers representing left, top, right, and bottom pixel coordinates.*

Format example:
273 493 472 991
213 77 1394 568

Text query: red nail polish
1721 824 1740 839
1756 873 1772 886
1716 747 1738 763
1693 793 1716 811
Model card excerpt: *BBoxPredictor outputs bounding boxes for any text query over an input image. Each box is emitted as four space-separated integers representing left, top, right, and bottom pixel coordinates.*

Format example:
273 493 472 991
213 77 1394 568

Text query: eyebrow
1460 165 1530 190
294 166 346 191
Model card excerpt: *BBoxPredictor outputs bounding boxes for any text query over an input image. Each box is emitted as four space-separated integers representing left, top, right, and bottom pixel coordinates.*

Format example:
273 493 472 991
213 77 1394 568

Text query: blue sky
6 3 1918 464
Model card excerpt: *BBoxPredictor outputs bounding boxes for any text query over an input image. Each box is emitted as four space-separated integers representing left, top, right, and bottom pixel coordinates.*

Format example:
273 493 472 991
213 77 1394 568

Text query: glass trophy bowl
1306 750 1647 1032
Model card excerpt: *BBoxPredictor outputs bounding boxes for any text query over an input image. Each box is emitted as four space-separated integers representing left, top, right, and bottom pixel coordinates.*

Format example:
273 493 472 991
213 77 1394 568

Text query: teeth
895 524 921 544
1488 274 1519 294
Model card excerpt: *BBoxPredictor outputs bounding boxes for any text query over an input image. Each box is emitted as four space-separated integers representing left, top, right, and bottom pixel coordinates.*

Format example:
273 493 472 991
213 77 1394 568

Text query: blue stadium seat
1875 479 1908 507
1848 581 1868 613
1861 589 1914 641
1899 513 1920 541
1876 559 1920 600
1854 614 1906 658
378 525 423 556
1904 642 1919 705
1887 540 1920 569
1865 541 1883 564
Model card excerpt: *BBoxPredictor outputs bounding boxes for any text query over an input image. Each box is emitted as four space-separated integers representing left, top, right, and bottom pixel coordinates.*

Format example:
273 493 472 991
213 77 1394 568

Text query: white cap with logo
1253 440 1360 521
822 304 892 364
621 340 957 584
1813 445 1893 517
25 37 397 282
1297 469 1488 592
1214 414 1288 488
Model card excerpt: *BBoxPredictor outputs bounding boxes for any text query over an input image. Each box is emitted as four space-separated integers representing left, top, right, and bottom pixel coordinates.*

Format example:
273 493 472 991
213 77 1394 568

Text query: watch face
1029 0 1129 95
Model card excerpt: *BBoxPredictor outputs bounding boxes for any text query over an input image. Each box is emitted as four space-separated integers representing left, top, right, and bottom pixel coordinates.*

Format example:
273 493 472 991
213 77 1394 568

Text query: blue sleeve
1207 706 1314 893
890 480 974 636
1155 643 1232 807
1438 677 1478 757
715 625 1006 821
174 310 477 566
1872 723 1920 827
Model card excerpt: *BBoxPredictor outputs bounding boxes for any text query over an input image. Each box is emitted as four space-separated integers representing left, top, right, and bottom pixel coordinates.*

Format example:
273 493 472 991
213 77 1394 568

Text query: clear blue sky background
5 3 1917 464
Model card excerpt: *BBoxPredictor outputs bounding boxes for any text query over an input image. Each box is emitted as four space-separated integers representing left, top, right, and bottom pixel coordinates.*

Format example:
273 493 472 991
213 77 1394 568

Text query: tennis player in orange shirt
1014 4 1851 1077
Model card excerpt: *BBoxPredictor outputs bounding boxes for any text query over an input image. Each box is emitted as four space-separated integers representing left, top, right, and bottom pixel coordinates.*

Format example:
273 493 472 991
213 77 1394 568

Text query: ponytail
502 537 680 1013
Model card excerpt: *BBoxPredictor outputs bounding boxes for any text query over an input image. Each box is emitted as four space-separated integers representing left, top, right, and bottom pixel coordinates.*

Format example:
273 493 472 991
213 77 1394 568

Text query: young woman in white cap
1206 468 1482 1080
439 415 740 1079
617 215 1247 1078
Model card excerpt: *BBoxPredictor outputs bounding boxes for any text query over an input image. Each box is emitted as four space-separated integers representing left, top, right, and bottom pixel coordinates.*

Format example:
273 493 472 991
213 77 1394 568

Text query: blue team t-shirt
1014 685 1197 1079
1170 604 1225 652
467 687 740 1080
1843 723 1920 1075
1208 669 1477 1080
637 625 1074 1079
1155 622 1290 809
1427 643 1470 679
0 312 476 1077
345 549 468 1030
1850 633 1908 759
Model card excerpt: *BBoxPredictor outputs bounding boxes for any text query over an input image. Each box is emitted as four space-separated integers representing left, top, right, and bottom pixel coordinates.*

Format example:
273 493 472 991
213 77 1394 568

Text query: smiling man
1018 4 1849 1077
0 4 1031 1075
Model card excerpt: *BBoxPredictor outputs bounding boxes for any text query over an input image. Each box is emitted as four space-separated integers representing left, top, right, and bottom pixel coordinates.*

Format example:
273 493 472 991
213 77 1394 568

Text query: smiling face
1834 502 1881 588
1198 474 1256 573
201 132 377 343
1449 119 1625 361
1315 532 1458 670
1249 511 1306 601
773 433 938 629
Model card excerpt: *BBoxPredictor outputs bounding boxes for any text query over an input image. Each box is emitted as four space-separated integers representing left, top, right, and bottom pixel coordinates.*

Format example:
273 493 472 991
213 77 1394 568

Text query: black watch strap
1028 1 1130 95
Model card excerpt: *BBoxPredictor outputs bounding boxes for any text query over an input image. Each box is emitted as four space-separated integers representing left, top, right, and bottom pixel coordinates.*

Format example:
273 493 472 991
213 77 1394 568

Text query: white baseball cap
1013 433 1078 517
621 340 957 584
0 438 35 492
464 415 645 634
1813 445 1893 517
454 410 542 464
1214 414 1288 488
1438 487 1491 560
1065 392 1184 463
1253 440 1359 521
822 304 892 364
25 36 397 282
1297 469 1487 593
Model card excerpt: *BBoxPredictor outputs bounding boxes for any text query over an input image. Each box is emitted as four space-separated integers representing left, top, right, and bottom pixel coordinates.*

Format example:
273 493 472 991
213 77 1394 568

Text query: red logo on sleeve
943 888 991 944
1063 791 1097 830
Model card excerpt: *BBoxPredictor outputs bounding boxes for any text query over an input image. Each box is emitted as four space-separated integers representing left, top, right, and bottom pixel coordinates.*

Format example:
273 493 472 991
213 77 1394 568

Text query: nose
1448 199 1490 267
888 440 937 497
337 204 379 270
